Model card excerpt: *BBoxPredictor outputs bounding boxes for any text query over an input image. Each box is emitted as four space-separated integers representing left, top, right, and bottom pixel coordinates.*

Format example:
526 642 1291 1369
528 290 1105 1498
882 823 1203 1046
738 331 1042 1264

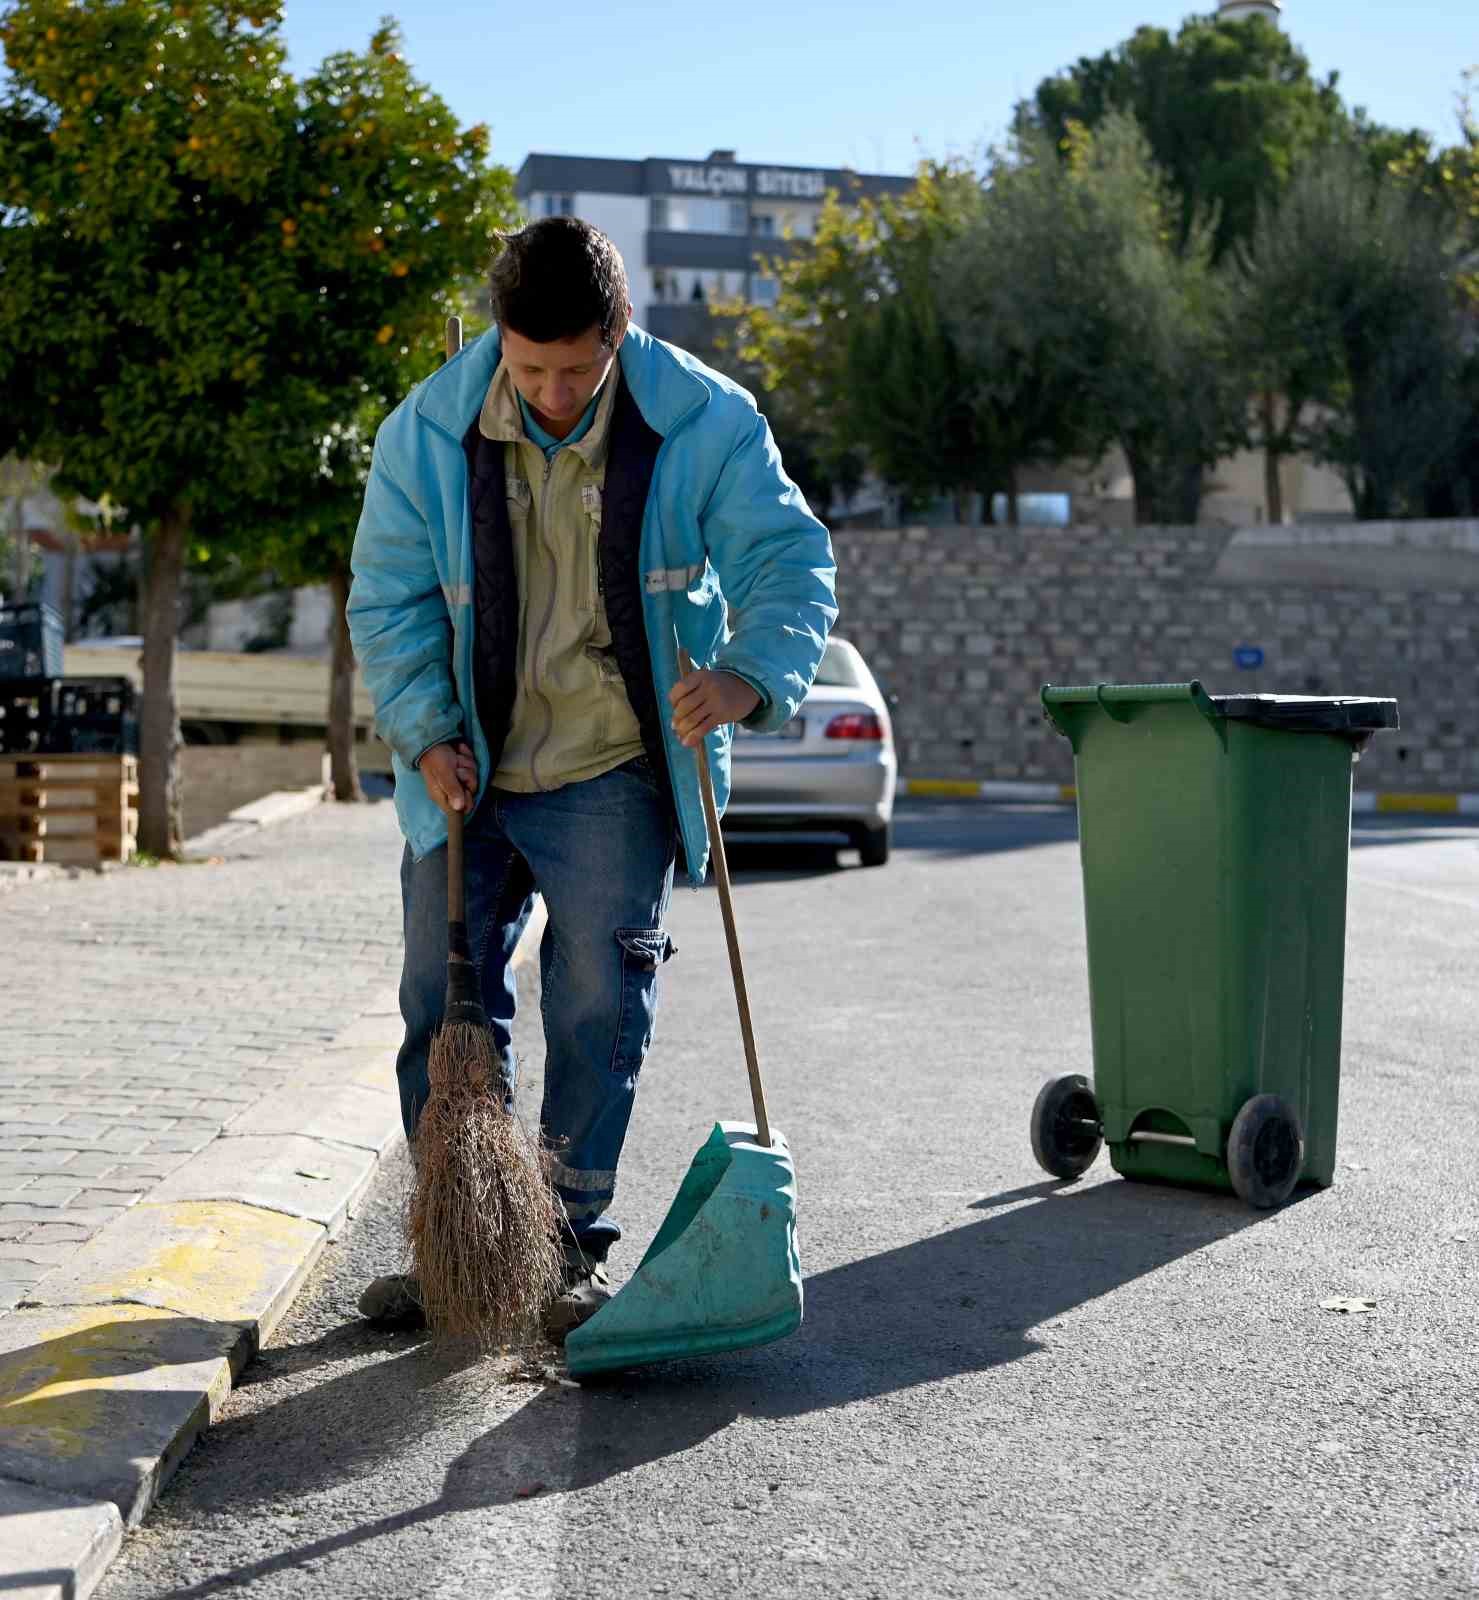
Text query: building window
751 275 779 308
648 195 747 235
748 206 816 240
537 193 574 218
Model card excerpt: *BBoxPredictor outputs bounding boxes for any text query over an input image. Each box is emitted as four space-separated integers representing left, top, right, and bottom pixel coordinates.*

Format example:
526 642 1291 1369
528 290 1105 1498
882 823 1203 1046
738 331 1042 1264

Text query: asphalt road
99 801 1479 1600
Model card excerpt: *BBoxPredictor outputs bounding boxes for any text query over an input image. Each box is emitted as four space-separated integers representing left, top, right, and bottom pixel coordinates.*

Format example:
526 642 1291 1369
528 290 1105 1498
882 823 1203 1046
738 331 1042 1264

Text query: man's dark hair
489 217 629 348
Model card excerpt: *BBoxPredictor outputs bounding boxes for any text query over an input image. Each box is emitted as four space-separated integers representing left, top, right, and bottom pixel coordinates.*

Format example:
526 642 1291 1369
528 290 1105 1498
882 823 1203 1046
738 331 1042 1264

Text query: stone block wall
829 520 1479 794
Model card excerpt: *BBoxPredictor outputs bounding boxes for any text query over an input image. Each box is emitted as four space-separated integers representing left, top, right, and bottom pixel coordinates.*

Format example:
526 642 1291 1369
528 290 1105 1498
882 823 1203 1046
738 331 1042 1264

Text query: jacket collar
414 321 708 444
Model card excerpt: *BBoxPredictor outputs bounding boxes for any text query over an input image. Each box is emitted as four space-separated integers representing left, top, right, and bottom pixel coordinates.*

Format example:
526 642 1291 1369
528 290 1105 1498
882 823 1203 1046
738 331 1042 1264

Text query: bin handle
1042 681 1226 746
1094 685 1132 724
1045 681 1223 721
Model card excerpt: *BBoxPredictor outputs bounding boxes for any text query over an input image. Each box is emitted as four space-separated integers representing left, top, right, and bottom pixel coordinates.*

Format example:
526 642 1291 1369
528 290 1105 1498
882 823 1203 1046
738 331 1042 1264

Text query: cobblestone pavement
0 798 407 1312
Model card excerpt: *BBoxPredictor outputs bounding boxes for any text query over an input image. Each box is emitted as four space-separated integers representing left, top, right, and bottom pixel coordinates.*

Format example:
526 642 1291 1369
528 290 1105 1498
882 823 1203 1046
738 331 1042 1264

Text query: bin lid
1211 694 1399 734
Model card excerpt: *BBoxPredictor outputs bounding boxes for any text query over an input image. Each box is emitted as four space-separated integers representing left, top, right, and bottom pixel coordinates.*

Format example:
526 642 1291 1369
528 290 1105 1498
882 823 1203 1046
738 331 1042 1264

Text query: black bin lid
1212 694 1399 734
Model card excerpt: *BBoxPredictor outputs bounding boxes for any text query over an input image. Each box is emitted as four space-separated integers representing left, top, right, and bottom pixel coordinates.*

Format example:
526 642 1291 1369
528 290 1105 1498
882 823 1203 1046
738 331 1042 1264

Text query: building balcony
645 231 801 271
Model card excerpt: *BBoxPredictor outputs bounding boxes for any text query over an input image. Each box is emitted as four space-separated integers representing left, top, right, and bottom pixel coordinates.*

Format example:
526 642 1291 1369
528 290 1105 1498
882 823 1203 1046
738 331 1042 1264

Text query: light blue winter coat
346 323 838 880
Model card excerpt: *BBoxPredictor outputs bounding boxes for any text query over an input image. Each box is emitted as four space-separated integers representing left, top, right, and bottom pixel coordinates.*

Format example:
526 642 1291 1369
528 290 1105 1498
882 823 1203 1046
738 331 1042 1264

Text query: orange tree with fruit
0 1 515 853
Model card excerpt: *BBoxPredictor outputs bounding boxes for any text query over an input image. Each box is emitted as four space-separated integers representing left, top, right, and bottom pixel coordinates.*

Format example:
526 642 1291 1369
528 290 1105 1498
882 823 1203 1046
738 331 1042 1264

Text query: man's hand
419 740 477 815
668 669 761 749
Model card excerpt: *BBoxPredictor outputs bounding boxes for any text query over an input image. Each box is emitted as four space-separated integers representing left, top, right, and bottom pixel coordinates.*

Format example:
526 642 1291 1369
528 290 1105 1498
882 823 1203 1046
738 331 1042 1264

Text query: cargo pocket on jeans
611 927 677 1076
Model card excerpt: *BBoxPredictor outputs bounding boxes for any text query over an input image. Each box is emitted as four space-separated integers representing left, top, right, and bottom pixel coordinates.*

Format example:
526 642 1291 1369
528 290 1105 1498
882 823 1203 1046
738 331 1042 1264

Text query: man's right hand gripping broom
420 741 478 816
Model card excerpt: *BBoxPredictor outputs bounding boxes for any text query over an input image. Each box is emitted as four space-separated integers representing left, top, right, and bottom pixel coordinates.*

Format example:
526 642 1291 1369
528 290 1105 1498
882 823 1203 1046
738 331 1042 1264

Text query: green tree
948 116 1243 525
0 1 505 855
1022 15 1347 261
1235 145 1465 519
721 162 1007 517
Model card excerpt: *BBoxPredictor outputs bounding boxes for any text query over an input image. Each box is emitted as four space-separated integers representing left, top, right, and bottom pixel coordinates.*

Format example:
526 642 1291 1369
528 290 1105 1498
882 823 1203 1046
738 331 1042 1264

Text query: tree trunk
1125 446 1155 526
327 565 363 804
1174 457 1204 526
1005 465 1020 528
8 493 27 598
137 507 188 859
1261 391 1285 525
61 530 78 640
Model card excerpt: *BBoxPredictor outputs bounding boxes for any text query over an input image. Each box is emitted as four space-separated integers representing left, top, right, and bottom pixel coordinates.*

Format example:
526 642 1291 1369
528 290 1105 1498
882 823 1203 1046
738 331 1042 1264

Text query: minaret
1218 0 1281 21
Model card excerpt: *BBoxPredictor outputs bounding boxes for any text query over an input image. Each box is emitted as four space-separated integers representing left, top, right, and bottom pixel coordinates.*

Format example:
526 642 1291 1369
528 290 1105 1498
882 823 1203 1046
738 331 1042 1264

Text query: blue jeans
397 756 677 1260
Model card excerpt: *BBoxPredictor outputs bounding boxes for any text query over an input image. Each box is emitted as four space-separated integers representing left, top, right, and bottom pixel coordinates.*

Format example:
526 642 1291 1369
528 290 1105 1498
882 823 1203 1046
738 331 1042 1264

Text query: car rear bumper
725 751 896 831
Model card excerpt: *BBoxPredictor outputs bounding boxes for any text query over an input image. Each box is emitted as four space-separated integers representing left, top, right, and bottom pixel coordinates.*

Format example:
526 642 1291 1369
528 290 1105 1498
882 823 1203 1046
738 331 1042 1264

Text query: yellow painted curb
1376 792 1459 814
0 1303 235 1487
32 1200 326 1335
906 779 986 798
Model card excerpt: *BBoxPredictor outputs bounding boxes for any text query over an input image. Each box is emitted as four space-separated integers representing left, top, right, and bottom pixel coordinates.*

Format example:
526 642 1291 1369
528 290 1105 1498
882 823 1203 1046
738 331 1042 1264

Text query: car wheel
854 822 890 868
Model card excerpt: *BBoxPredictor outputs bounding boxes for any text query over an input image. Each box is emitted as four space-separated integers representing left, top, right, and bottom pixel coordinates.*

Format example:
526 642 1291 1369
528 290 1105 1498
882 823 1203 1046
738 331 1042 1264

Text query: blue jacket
347 323 838 879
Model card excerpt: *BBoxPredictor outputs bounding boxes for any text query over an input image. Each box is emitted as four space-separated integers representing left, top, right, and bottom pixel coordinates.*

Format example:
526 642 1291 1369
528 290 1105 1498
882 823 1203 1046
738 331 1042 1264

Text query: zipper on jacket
642 393 712 879
526 450 563 792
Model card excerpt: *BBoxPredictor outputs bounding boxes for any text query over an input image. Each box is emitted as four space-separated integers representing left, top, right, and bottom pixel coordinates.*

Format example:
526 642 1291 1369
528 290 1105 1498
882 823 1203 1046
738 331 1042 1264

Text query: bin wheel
1226 1094 1304 1209
1030 1073 1103 1181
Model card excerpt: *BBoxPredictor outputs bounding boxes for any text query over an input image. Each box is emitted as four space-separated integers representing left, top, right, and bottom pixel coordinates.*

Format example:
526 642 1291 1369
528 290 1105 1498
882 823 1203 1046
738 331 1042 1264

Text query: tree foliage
944 116 1244 525
1020 14 1348 261
1235 145 1467 519
721 162 1009 515
0 0 511 851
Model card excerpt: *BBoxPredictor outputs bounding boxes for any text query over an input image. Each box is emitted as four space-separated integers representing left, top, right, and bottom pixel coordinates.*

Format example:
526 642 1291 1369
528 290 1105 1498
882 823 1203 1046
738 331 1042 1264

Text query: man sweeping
347 216 837 1339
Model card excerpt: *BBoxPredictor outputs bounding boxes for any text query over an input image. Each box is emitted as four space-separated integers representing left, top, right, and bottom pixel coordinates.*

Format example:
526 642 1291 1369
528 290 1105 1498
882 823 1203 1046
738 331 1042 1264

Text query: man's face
501 318 626 439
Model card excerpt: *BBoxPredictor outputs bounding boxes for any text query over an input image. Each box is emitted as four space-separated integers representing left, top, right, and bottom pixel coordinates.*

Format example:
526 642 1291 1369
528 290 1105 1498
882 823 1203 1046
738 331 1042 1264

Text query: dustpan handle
678 648 772 1148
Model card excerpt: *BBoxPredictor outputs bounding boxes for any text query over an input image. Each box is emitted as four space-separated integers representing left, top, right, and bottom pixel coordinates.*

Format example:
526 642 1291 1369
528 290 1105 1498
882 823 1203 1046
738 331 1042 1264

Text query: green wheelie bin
1031 682 1398 1209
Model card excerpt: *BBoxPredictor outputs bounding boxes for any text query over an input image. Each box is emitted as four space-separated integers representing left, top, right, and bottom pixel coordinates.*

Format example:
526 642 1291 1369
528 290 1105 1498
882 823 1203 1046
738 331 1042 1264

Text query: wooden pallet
0 753 138 865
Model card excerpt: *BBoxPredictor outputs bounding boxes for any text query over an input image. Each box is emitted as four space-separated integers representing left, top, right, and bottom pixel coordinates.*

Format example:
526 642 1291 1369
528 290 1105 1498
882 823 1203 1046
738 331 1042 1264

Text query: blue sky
279 1 1474 175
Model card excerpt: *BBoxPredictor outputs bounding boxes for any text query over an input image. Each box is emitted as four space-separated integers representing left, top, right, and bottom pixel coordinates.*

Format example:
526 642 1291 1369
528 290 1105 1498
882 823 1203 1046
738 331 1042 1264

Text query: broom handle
443 313 470 964
678 648 771 1148
446 806 470 960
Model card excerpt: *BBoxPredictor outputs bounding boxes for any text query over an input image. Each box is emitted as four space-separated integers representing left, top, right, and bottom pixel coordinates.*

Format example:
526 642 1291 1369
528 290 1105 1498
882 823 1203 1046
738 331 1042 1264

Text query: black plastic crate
51 677 138 755
0 678 52 755
0 602 64 680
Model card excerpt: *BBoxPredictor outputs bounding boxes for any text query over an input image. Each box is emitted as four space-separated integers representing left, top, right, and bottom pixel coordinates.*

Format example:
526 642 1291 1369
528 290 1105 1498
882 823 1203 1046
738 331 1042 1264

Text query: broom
404 315 563 1346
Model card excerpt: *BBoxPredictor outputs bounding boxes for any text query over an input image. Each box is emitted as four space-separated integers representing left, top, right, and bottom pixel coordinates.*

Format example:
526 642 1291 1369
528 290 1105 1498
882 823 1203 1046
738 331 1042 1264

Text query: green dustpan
566 650 803 1378
564 1120 802 1375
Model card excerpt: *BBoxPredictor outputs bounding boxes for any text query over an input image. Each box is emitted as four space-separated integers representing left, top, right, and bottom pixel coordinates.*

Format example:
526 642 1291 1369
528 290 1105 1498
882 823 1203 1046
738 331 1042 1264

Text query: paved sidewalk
0 796 424 1599
0 801 407 1311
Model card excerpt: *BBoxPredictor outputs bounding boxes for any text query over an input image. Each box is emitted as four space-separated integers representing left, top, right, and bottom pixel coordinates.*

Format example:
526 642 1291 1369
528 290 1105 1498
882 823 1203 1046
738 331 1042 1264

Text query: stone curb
0 893 547 1598
900 778 1479 815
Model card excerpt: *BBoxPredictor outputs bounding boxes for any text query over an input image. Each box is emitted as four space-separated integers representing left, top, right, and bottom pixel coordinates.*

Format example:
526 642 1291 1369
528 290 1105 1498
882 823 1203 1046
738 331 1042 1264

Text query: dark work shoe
358 1273 426 1330
543 1249 612 1342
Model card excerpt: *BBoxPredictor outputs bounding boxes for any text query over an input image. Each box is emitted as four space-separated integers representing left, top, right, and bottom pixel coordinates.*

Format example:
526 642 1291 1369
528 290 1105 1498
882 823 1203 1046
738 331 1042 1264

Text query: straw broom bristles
408 1018 564 1346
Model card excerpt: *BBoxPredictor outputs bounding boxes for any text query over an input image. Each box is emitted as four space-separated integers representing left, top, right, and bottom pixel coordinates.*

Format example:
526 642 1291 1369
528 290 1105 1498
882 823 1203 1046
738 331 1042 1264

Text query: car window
812 642 864 688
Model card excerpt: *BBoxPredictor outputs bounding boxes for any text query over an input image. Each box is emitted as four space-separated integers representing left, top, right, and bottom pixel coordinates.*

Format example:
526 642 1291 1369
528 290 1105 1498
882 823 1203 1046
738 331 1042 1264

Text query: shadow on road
1350 818 1479 849
703 805 1083 884
152 1175 1276 1595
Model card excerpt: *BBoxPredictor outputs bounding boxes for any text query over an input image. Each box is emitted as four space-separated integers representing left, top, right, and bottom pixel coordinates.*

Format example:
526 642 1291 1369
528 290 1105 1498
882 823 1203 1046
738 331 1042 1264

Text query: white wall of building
573 192 649 306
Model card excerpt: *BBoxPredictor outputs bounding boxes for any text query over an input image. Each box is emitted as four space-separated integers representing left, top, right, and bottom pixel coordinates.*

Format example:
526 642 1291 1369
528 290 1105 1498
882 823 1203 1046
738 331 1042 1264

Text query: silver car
724 636 898 866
